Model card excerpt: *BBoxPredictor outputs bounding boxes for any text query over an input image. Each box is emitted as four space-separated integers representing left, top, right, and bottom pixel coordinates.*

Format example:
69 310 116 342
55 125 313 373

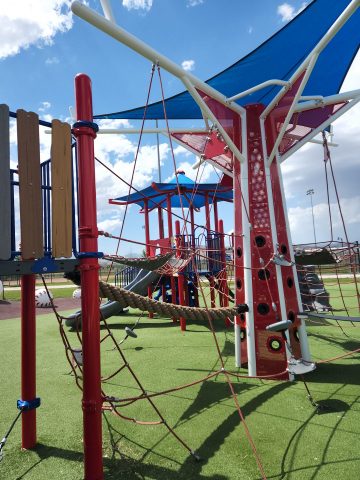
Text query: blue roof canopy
110 172 233 210
95 0 359 121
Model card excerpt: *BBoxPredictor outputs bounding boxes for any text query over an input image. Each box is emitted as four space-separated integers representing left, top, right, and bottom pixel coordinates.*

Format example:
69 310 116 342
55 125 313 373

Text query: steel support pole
74 74 103 480
21 274 36 449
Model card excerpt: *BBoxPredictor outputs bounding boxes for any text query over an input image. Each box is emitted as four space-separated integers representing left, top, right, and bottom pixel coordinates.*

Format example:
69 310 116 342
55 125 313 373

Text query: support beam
71 1 244 117
21 274 37 449
73 74 103 480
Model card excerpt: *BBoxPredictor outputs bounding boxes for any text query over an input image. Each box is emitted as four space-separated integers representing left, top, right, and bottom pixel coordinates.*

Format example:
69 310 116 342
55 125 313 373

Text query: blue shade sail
95 0 360 120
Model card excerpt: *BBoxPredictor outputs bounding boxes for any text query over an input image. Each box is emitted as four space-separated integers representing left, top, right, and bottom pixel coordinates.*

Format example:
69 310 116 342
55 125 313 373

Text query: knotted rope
99 281 238 323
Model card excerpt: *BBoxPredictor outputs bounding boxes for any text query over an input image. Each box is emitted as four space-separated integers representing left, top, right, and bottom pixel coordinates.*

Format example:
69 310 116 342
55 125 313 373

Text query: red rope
106 64 156 282
317 347 360 364
156 65 267 480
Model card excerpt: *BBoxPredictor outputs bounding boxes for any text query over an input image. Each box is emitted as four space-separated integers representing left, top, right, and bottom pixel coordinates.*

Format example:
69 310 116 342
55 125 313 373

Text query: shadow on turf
274 393 359 480
305 362 360 385
16 442 228 480
310 331 360 351
176 382 290 477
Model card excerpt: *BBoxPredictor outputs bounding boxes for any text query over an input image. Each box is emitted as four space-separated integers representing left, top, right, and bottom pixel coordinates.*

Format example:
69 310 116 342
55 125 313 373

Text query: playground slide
65 268 159 328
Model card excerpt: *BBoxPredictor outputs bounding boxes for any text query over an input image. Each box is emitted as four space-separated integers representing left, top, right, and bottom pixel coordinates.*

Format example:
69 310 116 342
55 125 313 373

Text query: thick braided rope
103 252 174 271
99 281 236 323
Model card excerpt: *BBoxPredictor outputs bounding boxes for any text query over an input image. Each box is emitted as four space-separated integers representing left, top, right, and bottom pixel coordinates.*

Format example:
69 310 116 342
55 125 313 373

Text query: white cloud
277 2 307 22
0 1 73 60
181 59 195 72
39 101 51 112
45 56 59 65
122 0 153 11
288 197 360 244
173 145 193 157
92 119 171 229
187 0 204 6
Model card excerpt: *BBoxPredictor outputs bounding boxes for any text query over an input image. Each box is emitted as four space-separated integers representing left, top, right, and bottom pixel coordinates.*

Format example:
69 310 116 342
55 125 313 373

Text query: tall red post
175 220 186 331
21 274 37 449
213 200 219 234
189 206 199 306
157 206 164 239
167 195 177 317
144 200 154 318
74 74 103 480
205 193 216 308
218 220 231 328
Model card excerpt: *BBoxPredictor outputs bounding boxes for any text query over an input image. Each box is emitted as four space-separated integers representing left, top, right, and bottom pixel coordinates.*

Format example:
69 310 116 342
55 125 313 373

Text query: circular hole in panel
236 247 242 258
287 277 294 288
268 337 283 352
257 303 270 315
255 235 266 248
236 279 242 290
258 269 270 281
280 244 288 255
240 328 246 342
288 311 295 323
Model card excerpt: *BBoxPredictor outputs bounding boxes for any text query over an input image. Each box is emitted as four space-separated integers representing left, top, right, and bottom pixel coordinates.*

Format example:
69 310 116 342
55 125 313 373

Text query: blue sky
1 0 359 255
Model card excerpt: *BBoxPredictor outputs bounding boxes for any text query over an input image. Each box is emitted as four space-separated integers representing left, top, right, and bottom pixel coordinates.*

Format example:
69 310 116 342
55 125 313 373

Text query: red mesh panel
196 89 242 152
265 71 348 157
279 102 347 155
265 72 306 156
171 131 233 175
171 132 208 154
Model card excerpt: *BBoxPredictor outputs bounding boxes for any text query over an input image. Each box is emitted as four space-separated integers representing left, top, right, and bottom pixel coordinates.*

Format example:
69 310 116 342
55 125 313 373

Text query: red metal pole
189 206 199 306
144 200 154 318
156 204 167 301
167 195 177 317
74 74 103 480
175 220 186 331
190 206 196 250
158 206 164 239
219 220 231 327
213 201 219 234
205 193 216 308
21 274 36 449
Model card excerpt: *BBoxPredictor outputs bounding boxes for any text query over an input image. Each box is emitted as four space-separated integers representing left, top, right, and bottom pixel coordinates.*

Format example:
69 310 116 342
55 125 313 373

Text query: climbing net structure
0 2 360 480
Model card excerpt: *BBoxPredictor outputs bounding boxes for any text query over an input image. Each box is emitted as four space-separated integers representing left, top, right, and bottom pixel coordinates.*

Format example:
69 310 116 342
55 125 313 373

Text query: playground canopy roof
110 172 233 211
94 0 360 121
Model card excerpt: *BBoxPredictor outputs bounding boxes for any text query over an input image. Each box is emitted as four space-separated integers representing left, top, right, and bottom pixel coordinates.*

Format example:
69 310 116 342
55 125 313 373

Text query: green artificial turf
0 302 359 480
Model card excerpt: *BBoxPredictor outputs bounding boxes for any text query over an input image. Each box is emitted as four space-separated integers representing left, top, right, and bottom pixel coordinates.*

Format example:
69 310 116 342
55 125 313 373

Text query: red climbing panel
246 104 289 378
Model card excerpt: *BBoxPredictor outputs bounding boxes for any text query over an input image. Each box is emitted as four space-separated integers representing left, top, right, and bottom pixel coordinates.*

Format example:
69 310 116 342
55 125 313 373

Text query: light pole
306 189 317 245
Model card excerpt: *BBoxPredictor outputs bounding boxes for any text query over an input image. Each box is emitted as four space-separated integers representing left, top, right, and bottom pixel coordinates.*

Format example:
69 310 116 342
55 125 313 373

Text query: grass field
0 294 359 480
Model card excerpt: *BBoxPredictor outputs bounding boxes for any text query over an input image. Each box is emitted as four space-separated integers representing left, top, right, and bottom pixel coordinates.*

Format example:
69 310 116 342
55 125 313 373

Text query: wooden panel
0 104 11 260
51 120 72 258
17 110 43 260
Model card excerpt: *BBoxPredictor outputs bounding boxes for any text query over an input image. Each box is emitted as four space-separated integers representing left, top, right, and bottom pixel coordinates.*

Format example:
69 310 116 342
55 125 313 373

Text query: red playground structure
0 1 359 479
110 170 233 329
